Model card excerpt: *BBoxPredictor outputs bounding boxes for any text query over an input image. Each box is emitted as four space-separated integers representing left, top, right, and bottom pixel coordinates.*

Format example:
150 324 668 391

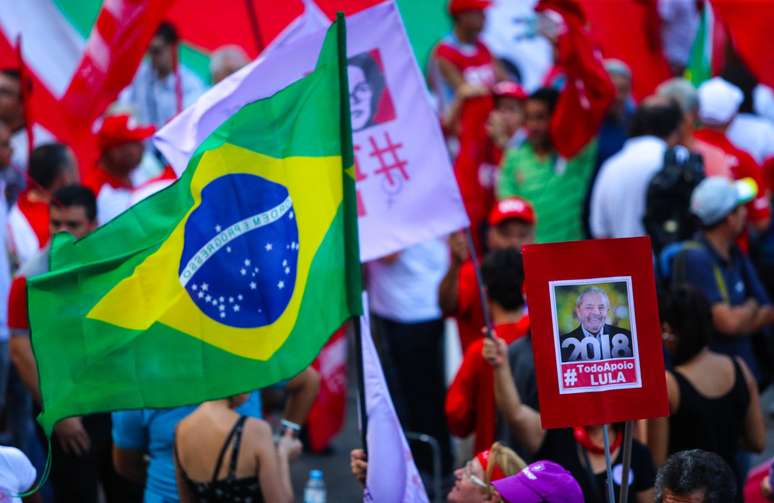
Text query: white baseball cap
698 77 743 126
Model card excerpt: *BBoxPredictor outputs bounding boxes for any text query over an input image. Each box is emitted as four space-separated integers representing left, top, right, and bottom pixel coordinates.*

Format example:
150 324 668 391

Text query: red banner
523 236 668 428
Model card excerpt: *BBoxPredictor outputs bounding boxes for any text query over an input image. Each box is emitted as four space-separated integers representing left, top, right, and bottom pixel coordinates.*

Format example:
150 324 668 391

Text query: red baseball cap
493 81 527 101
489 197 536 226
97 113 155 152
449 0 492 15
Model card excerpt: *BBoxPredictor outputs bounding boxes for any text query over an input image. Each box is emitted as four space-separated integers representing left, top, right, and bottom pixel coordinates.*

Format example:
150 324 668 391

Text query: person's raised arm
254 421 300 503
738 357 765 453
439 232 468 315
483 336 544 454
282 366 320 427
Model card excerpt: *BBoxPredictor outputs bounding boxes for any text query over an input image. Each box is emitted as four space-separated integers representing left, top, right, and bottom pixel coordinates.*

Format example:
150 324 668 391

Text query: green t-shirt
497 141 598 244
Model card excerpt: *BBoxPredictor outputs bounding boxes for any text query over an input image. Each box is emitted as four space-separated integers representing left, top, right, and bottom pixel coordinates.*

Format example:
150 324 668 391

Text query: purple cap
491 460 584 503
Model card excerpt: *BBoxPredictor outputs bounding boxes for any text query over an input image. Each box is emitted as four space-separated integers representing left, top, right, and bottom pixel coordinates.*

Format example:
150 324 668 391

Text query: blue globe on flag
178 173 299 328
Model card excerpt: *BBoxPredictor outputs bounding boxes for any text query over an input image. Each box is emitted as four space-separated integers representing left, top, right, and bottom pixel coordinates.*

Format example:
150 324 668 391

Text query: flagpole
353 316 369 453
618 420 634 503
462 228 494 338
243 0 265 54
602 424 616 503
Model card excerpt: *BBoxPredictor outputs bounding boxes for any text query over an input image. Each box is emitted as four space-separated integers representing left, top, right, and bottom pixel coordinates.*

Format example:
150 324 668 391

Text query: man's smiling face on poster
576 290 609 334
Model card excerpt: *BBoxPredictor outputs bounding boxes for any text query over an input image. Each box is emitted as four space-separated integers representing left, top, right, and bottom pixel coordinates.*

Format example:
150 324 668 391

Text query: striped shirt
497 140 597 243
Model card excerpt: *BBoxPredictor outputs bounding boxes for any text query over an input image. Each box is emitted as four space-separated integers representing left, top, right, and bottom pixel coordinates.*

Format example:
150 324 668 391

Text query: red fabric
456 260 486 353
536 0 616 159
15 190 50 249
445 317 530 452
306 326 348 452
453 96 502 255
83 165 134 198
8 276 28 330
743 460 771 503
694 129 771 226
60 0 174 180
167 0 381 58
579 0 671 101
711 0 774 90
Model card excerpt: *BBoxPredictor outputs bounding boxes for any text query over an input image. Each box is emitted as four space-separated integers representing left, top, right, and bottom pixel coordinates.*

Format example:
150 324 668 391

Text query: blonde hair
483 442 527 484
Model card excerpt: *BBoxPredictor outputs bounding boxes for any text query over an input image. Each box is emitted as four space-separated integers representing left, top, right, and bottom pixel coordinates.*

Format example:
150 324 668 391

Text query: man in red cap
430 0 507 117
439 196 535 353
85 113 155 225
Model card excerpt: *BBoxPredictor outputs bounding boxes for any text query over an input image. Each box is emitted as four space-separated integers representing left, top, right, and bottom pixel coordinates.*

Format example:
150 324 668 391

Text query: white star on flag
277 281 285 289
249 281 257 290
265 243 273 251
202 283 209 291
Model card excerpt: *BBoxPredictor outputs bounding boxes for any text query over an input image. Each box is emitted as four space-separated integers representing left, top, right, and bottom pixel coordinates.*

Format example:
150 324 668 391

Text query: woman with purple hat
351 441 525 502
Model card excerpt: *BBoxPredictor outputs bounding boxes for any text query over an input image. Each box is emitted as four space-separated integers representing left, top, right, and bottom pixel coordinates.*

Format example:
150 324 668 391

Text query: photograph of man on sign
550 277 642 394
560 286 633 362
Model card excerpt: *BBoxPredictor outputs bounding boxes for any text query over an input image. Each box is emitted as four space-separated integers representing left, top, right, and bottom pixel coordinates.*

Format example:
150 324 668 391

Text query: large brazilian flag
28 17 361 434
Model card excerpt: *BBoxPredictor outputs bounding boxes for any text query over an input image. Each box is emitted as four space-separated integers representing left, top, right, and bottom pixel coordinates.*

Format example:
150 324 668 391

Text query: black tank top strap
730 357 750 404
210 415 248 486
226 416 248 479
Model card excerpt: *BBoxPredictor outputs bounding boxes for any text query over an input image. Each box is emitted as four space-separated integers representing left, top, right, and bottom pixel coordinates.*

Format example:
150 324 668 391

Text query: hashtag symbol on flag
563 368 578 387
369 132 409 186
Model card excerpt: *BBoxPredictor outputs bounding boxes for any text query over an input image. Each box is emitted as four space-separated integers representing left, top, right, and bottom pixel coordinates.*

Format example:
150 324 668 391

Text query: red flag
579 0 671 101
536 0 616 159
54 0 174 176
306 326 349 452
60 0 175 127
711 0 774 90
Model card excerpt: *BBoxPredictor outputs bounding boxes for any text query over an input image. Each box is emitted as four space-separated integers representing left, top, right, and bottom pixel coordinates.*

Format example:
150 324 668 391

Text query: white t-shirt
0 446 36 503
120 62 205 129
366 238 450 323
590 136 667 239
727 113 774 164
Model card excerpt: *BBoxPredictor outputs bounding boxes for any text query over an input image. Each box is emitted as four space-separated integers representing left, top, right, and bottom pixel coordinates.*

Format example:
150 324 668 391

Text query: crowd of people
0 0 774 502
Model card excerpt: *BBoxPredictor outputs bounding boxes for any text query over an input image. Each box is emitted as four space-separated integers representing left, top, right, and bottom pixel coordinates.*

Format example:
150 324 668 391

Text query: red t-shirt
694 129 771 225
434 38 497 89
445 317 530 453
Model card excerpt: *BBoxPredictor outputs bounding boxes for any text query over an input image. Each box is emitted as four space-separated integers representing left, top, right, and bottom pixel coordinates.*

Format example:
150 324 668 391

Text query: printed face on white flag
154 1 468 261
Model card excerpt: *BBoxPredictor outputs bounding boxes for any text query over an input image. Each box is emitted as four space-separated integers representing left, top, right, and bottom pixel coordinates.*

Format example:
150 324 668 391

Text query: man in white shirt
120 22 204 129
589 99 683 238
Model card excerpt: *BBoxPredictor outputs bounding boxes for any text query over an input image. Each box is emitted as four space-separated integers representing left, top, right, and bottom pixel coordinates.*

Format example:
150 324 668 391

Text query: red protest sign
523 237 668 428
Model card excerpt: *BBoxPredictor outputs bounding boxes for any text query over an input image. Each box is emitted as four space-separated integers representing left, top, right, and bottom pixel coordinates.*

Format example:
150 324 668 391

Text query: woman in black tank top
647 286 764 499
174 394 301 503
